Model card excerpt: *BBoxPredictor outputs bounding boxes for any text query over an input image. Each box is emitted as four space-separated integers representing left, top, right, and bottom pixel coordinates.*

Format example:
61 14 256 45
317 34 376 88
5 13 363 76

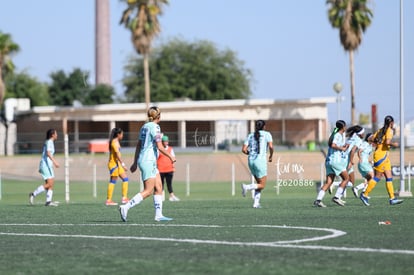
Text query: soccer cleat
169 196 180 202
121 197 130 204
241 184 247 197
253 204 262 209
328 184 333 194
360 193 370 206
105 200 118 206
332 197 345 206
119 205 128 222
155 216 173 222
389 198 403 205
352 187 359 198
45 201 58 207
313 200 326 208
29 193 34 205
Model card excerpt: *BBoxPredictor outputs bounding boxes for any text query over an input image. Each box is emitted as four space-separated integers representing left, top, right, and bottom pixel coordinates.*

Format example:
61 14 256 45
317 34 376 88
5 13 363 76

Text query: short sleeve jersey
372 127 393 162
359 141 373 163
327 132 346 162
108 139 120 165
345 133 363 155
40 139 55 167
244 130 273 161
374 127 393 152
138 121 162 162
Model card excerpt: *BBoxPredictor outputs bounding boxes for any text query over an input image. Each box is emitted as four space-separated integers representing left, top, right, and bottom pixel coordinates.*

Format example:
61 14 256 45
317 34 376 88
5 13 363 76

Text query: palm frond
0 32 20 56
120 0 167 55
120 7 133 25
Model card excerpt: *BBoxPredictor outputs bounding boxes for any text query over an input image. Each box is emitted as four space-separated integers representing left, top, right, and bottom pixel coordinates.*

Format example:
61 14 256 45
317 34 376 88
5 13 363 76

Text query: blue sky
0 0 413 124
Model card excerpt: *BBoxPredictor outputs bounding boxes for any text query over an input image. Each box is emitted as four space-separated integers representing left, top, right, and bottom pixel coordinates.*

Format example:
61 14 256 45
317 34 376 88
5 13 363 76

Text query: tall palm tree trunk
143 53 150 109
0 64 4 105
349 50 356 125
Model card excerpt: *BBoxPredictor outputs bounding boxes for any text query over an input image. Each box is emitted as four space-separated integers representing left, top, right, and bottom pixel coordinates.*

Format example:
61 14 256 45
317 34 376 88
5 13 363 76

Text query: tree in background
122 38 252 102
4 72 49 106
119 0 168 108
327 0 373 125
84 84 115 105
49 68 88 106
0 31 20 106
48 68 114 106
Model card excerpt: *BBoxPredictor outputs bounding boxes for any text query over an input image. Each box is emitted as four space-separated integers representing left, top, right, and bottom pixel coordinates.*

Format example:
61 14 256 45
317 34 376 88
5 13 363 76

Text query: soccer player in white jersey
314 120 349 207
352 133 375 196
119 106 176 222
343 125 365 198
241 120 273 208
29 129 60 206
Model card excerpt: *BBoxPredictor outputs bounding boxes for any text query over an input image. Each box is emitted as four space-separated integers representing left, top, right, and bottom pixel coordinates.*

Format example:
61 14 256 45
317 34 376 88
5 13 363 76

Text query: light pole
398 0 412 197
333 82 343 120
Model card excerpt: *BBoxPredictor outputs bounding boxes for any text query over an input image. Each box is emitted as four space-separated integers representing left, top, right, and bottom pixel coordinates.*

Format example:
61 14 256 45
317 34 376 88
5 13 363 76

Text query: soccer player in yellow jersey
106 128 129 206
359 115 403 206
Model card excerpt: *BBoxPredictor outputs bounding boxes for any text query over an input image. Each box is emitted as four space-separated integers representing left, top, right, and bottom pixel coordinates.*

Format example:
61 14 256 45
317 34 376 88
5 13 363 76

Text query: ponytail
254 120 266 154
374 115 394 144
328 120 346 147
328 128 339 147
109 128 123 151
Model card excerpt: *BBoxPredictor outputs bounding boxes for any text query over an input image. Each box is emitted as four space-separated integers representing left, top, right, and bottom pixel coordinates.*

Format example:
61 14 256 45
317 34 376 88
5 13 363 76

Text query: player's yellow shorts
373 152 391 173
108 163 125 177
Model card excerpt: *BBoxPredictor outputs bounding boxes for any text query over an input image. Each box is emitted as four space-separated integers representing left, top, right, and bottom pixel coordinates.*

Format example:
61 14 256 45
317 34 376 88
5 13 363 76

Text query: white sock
335 187 344 198
356 182 366 190
316 190 325 201
127 193 143 209
33 185 45 197
246 183 258 191
153 194 163 218
46 189 53 202
253 191 261 206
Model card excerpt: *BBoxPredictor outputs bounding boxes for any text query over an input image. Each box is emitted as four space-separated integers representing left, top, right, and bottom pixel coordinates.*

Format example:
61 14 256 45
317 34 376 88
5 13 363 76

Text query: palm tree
119 0 168 108
0 31 20 106
327 0 373 125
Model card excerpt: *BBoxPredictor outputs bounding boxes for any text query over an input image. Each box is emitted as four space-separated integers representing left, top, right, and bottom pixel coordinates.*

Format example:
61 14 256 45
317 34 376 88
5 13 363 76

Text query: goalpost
63 118 70 203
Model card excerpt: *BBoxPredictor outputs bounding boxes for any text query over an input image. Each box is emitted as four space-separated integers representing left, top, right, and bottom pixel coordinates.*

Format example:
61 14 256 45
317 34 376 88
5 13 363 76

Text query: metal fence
14 130 325 155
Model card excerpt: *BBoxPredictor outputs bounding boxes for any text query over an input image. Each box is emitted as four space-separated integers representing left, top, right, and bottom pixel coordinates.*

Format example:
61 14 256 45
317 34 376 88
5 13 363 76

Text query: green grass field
0 179 413 274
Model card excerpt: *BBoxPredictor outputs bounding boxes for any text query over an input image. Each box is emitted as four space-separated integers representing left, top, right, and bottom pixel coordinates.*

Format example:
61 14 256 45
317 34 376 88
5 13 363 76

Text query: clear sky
0 0 413 124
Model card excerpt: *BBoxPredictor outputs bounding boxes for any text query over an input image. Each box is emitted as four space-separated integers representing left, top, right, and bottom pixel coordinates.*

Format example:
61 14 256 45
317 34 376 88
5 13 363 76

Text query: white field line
0 223 413 255
0 223 343 243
